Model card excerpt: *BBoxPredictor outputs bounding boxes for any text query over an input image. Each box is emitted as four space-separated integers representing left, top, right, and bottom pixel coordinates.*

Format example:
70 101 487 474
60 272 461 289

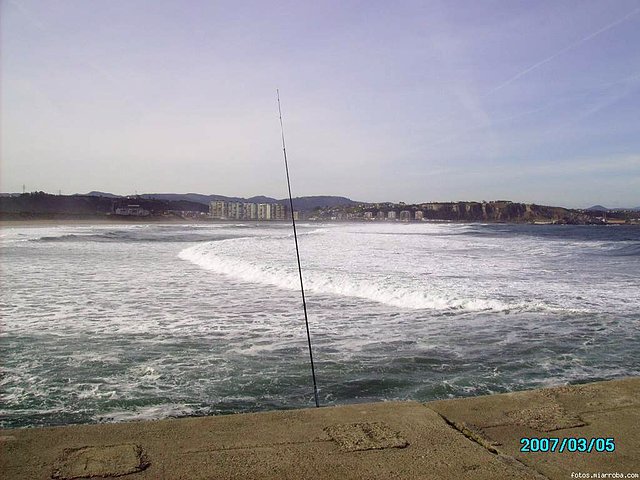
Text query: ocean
1 222 639 428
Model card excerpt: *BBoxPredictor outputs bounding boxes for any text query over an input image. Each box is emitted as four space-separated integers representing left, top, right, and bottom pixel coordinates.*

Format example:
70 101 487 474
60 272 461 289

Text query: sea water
1 222 639 428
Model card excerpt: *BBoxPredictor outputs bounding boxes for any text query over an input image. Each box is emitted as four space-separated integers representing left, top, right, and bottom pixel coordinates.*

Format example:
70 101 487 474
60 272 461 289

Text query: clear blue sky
2 0 639 208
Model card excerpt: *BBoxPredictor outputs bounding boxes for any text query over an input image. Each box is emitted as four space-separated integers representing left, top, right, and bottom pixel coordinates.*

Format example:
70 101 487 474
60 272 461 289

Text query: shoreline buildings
209 201 288 221
114 204 150 217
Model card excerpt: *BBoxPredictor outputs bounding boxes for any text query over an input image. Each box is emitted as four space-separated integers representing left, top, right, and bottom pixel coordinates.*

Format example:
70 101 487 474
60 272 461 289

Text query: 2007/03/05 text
520 437 615 453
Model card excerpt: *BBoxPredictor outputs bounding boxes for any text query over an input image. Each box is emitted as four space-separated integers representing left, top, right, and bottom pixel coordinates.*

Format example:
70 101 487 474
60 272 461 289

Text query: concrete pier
1 377 638 479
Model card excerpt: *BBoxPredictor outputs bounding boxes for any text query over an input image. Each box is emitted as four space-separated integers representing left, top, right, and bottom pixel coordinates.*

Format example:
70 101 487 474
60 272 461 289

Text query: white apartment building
257 203 272 220
209 201 228 219
243 202 257 220
210 200 286 221
228 202 243 219
272 203 286 221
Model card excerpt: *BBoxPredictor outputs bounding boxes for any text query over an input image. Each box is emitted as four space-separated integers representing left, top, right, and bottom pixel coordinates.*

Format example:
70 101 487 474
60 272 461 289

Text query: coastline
1 377 638 479
2 217 639 228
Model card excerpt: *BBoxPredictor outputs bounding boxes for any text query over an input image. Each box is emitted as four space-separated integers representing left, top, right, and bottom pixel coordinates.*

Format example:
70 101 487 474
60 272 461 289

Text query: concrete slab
428 377 640 479
323 422 409 452
52 444 149 479
0 401 541 480
504 404 585 432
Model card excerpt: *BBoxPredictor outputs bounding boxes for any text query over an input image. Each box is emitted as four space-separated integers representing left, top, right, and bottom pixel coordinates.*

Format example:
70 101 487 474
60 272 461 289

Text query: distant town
1 191 639 225
208 201 293 221
203 198 638 225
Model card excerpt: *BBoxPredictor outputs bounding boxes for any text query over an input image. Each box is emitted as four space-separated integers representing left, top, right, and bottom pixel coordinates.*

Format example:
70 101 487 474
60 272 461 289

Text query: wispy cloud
484 7 640 97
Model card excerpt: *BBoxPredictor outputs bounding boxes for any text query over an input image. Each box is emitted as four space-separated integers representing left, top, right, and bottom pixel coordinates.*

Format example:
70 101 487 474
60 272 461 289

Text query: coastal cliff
316 200 637 224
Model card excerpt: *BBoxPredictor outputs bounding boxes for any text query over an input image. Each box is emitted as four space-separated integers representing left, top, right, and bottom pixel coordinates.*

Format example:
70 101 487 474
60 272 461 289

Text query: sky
1 0 639 208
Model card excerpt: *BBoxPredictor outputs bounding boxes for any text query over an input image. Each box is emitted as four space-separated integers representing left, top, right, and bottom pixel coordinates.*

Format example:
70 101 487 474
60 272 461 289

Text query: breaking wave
179 241 552 313
32 225 269 244
35 232 243 243
600 242 640 257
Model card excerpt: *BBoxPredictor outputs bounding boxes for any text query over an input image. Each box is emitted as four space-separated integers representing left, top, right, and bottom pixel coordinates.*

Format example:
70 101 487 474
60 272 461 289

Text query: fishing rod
277 89 320 408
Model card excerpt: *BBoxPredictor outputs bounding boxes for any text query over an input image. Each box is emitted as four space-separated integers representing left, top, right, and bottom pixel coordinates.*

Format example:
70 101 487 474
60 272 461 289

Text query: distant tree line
0 192 208 218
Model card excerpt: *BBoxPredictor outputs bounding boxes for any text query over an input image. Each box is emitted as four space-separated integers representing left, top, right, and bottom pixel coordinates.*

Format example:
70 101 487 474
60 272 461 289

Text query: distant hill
85 191 122 198
84 192 275 204
585 205 640 212
87 192 361 211
143 193 361 211
0 192 209 219
2 192 362 218
285 196 363 211
141 193 244 204
247 195 279 203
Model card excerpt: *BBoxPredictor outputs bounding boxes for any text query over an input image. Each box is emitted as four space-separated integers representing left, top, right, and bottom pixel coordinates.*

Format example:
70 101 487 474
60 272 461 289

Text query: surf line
277 89 320 408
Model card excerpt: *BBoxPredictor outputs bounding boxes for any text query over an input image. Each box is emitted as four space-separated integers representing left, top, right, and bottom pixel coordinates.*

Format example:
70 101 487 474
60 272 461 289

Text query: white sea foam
2 222 638 428
95 404 199 423
179 240 553 312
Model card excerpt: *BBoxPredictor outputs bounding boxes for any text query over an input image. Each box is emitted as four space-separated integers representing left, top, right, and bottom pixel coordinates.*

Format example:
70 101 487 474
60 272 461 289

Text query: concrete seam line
431 411 500 455
429 409 551 480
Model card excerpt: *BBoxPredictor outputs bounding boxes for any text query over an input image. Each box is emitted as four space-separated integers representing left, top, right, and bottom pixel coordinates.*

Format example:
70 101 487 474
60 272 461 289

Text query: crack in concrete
434 412 500 454
431 409 551 480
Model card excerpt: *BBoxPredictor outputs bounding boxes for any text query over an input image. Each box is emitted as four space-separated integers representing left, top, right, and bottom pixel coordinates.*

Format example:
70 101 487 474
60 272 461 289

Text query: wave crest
178 241 551 313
